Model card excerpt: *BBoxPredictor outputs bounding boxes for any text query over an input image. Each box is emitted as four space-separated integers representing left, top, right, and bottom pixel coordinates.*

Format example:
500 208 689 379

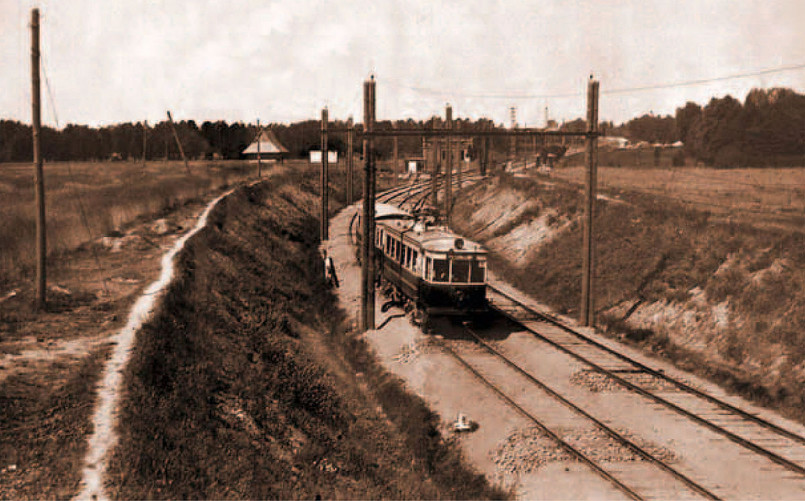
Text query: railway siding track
486 286 805 479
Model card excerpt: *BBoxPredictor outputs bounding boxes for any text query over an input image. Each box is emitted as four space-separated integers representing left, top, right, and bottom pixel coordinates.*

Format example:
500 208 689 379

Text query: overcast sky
2 0 805 128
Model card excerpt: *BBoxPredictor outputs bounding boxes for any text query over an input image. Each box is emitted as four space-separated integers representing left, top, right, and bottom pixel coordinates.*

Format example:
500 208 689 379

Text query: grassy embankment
453 170 805 421
107 172 505 499
0 160 255 290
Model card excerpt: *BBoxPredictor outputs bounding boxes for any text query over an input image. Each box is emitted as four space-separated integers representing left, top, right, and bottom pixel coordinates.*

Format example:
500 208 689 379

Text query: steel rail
434 338 643 500
487 285 805 447
487 287 805 477
462 324 721 500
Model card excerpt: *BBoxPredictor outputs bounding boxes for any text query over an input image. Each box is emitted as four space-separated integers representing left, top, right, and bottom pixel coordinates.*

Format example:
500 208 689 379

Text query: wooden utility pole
429 120 438 208
142 120 148 168
256 119 262 178
320 107 329 241
31 8 46 310
509 107 517 168
166 111 191 174
347 118 354 205
392 122 399 178
445 104 453 225
361 77 376 331
456 121 462 191
580 77 599 327
481 124 490 176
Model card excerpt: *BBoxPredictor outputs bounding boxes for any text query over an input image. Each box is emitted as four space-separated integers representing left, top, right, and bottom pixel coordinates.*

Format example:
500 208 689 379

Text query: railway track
372 169 805 497
435 325 720 500
486 285 805 480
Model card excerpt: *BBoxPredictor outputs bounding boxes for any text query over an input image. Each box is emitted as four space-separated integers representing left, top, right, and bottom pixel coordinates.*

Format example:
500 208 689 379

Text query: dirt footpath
0 181 258 499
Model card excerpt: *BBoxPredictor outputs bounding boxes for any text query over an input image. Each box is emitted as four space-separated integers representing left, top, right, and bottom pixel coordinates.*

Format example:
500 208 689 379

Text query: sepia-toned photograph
2 1 805 499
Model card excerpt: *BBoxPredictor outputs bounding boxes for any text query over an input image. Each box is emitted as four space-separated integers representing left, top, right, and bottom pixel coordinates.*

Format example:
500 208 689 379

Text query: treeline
6 87 803 167
0 116 511 163
0 119 240 163
611 87 805 167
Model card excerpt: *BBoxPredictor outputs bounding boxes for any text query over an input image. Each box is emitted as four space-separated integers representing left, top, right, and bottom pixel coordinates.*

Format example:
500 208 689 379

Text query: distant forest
0 117 507 163
608 87 805 167
2 87 804 167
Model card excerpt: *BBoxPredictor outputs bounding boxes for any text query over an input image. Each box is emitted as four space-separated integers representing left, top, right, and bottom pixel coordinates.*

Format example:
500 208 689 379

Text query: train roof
356 202 413 220
418 227 486 254
378 218 486 255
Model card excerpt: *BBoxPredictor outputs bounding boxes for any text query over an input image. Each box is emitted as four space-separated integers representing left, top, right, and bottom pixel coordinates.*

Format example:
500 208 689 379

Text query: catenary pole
392 121 399 178
430 120 438 208
31 8 46 310
457 122 463 190
321 108 329 241
256 119 262 179
482 123 490 176
445 104 453 225
361 77 377 331
581 77 600 327
347 118 354 205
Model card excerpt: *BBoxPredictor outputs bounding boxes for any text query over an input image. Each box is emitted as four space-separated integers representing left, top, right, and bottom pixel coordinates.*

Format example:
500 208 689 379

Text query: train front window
432 259 449 282
471 259 486 282
451 259 470 283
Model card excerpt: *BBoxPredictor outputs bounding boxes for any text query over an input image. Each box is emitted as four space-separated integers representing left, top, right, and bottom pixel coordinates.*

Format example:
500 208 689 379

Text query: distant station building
242 130 288 162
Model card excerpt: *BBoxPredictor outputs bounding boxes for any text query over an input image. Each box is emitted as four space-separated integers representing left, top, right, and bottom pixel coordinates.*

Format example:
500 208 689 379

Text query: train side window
432 259 449 282
386 236 391 254
452 259 470 283
471 259 486 282
425 257 432 279
412 251 419 273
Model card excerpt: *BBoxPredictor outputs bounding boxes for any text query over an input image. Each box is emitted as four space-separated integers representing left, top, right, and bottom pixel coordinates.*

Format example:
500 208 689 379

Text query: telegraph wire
40 41 111 299
385 62 805 100
604 63 805 95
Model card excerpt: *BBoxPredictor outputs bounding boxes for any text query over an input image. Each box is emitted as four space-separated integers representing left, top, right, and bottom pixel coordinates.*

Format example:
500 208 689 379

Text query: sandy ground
326 204 805 499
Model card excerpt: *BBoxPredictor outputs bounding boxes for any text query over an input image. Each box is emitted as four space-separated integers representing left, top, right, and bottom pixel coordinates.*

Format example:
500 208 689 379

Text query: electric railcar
356 203 488 323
